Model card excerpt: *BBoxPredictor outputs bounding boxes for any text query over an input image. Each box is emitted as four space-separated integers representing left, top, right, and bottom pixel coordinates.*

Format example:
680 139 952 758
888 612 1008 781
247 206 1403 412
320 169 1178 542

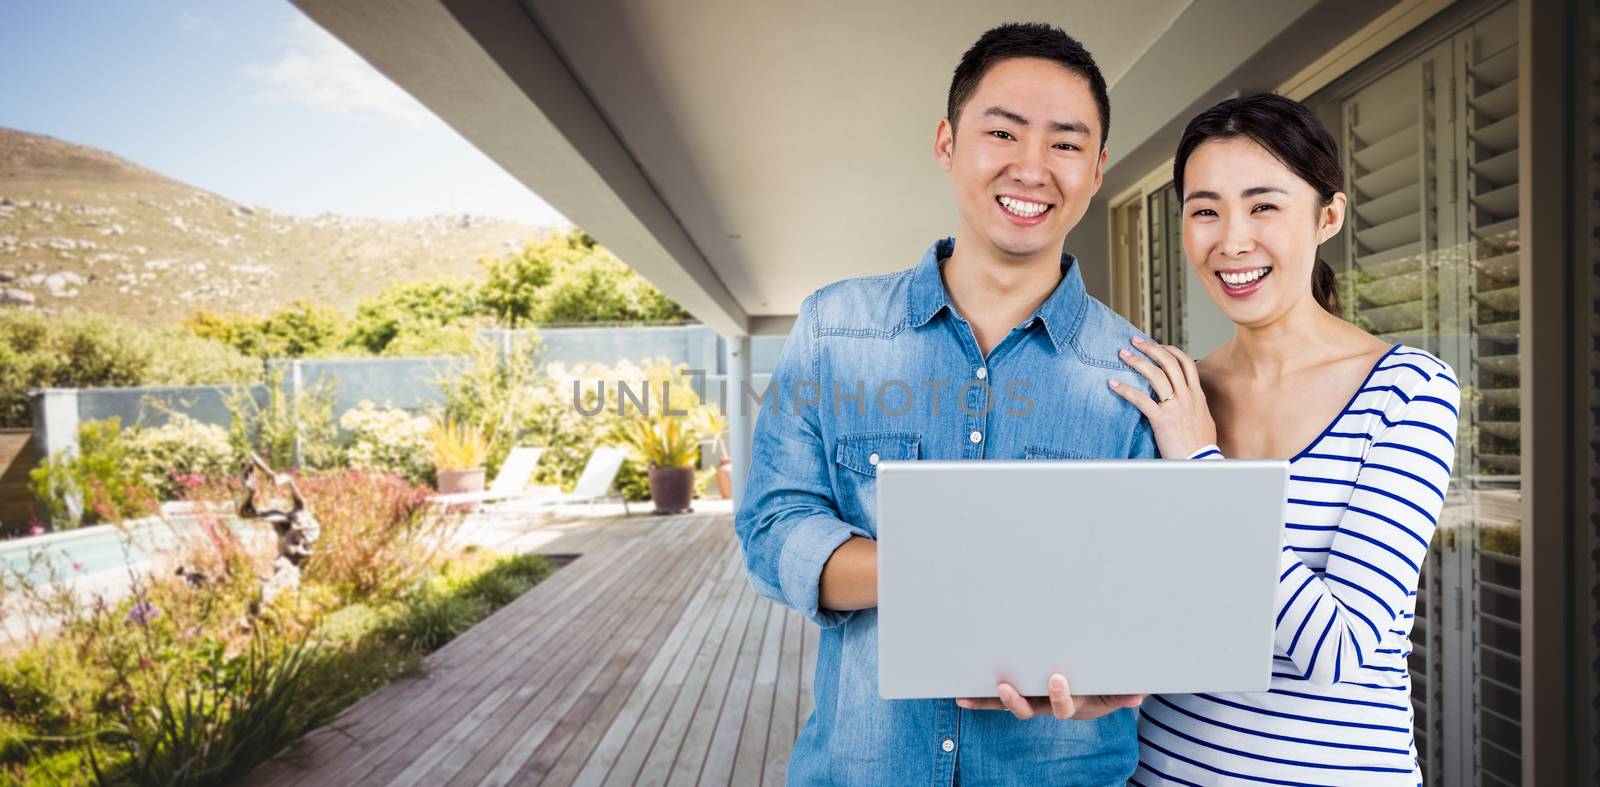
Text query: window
1109 180 1188 346
1310 3 1521 782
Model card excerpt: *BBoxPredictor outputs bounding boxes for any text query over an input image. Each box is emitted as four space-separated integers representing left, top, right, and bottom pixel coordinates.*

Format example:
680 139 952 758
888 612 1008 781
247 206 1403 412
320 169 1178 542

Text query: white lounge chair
431 446 546 507
492 446 634 516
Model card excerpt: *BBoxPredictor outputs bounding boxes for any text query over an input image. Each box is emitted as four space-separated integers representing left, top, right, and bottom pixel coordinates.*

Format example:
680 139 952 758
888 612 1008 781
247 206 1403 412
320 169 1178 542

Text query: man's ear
1316 192 1348 244
1089 145 1108 197
935 117 955 172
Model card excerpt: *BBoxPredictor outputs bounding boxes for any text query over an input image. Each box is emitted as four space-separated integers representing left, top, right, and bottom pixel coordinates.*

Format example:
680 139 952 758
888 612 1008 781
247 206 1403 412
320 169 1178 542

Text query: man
734 23 1156 785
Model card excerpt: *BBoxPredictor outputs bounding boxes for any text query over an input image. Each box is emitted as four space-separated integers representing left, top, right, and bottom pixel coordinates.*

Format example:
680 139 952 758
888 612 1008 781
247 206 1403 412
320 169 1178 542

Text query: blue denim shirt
734 238 1159 786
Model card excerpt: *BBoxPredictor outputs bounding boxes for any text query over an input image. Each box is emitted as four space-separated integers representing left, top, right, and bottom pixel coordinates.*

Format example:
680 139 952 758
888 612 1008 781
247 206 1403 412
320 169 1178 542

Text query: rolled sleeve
734 292 866 628
778 513 872 627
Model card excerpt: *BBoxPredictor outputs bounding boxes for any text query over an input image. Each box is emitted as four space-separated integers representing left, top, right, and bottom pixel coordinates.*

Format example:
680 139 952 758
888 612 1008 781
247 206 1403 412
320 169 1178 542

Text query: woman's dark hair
1173 93 1343 315
948 23 1111 150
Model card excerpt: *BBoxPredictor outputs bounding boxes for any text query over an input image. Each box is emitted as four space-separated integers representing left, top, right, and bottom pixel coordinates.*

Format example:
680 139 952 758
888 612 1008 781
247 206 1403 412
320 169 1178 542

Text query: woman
1116 94 1458 784
961 93 1459 784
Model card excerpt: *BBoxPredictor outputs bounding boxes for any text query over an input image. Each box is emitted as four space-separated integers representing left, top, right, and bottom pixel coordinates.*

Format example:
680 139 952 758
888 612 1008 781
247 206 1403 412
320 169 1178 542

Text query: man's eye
989 130 1015 141
1054 143 1078 151
1252 203 1278 214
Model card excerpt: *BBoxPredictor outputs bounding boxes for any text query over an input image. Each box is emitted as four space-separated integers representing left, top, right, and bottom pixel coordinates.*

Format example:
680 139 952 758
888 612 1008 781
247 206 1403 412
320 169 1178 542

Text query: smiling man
734 23 1157 785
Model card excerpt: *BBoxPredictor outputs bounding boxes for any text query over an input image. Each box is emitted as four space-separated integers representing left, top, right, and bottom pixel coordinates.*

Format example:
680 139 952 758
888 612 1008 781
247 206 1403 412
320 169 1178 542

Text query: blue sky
0 1 567 226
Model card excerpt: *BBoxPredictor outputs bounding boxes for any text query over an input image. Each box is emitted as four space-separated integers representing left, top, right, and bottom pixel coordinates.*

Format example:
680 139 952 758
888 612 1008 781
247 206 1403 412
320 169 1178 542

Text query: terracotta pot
436 467 486 495
715 456 733 499
648 466 695 514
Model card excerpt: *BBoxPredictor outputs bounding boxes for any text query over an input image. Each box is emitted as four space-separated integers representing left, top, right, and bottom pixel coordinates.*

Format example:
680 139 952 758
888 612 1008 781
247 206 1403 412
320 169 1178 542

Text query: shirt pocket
1022 445 1089 460
833 432 920 529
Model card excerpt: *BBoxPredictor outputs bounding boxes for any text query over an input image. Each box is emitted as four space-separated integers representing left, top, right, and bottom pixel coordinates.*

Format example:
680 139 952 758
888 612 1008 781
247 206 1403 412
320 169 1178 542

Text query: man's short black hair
947 23 1111 149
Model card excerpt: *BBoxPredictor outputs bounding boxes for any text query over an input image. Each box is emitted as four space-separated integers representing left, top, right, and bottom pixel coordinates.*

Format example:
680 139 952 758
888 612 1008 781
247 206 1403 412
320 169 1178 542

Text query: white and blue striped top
1133 345 1460 786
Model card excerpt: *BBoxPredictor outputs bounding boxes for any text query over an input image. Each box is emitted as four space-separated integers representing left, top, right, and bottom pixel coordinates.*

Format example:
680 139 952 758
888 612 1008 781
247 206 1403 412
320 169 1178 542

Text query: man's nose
1006 143 1049 188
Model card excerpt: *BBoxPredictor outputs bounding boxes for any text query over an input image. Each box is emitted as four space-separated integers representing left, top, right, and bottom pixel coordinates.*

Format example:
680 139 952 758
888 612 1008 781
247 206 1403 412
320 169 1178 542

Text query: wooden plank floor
241 507 817 787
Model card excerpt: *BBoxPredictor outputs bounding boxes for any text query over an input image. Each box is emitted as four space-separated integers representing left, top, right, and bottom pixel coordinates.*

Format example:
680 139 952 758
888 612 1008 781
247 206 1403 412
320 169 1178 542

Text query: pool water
1 511 243 587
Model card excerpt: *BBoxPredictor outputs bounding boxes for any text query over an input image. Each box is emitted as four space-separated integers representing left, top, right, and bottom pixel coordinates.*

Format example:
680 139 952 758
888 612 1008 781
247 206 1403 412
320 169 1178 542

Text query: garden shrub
0 531 552 785
436 334 546 479
339 402 434 485
291 470 460 598
126 413 238 500
28 418 158 529
225 368 339 470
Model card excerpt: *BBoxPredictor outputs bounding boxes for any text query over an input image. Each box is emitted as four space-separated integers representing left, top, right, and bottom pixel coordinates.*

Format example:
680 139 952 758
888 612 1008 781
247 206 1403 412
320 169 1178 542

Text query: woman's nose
1219 212 1254 257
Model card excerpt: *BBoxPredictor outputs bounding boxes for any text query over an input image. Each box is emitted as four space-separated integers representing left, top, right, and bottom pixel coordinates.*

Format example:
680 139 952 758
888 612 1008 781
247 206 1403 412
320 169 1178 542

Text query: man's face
936 57 1107 263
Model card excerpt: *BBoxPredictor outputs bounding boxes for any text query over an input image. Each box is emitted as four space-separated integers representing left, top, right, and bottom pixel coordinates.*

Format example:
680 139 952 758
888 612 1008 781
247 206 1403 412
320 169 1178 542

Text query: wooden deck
241 506 817 787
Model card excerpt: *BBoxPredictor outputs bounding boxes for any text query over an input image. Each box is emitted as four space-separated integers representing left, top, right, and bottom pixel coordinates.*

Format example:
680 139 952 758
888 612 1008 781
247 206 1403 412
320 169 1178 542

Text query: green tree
347 278 480 355
478 245 556 327
480 229 691 326
0 310 257 428
188 301 343 359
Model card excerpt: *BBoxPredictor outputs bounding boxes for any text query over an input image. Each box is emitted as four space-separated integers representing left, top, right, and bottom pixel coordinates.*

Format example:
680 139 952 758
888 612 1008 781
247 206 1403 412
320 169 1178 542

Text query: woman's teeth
1219 267 1271 286
998 196 1051 218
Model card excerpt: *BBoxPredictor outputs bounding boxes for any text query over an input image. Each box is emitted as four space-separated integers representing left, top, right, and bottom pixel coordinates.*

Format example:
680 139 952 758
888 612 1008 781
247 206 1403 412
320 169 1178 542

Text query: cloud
248 18 430 124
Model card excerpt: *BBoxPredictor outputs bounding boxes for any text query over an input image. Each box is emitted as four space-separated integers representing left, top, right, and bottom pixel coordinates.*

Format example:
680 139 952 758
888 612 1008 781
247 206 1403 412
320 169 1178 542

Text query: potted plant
430 416 487 494
693 408 732 499
618 412 702 515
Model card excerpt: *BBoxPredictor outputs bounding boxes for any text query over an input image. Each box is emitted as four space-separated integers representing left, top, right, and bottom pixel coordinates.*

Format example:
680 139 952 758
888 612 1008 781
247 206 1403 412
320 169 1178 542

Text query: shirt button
969 430 982 444
942 738 955 753
975 367 987 379
868 452 880 466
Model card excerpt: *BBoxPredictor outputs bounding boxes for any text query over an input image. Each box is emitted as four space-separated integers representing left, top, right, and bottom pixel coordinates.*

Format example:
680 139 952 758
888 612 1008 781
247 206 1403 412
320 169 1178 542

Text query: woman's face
1180 136 1344 328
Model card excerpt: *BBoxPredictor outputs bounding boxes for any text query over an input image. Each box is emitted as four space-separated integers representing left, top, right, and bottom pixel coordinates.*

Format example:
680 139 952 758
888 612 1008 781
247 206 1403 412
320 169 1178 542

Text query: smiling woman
1173 97 1347 319
1118 93 1454 787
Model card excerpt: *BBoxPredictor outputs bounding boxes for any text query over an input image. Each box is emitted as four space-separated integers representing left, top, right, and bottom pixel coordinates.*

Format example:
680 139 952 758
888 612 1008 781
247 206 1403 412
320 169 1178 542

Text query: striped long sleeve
1138 347 1460 785
1270 367 1459 685
1189 364 1459 685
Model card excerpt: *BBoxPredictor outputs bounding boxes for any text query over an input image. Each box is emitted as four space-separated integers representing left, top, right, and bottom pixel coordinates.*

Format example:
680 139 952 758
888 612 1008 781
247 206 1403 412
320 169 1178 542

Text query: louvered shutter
1454 8 1523 784
1146 188 1170 344
1343 56 1438 346
1144 184 1187 347
1338 43 1453 781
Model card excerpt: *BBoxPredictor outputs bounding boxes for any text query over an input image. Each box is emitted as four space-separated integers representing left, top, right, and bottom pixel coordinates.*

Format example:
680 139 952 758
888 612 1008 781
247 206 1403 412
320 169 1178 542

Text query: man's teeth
998 196 1051 218
1220 267 1271 286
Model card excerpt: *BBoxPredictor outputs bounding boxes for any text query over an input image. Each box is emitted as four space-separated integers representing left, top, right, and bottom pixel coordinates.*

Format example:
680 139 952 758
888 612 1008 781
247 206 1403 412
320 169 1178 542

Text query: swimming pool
0 508 219 588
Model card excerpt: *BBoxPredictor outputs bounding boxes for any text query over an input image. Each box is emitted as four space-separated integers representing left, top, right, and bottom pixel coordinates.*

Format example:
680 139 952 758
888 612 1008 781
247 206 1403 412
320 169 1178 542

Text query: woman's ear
1316 192 1348 244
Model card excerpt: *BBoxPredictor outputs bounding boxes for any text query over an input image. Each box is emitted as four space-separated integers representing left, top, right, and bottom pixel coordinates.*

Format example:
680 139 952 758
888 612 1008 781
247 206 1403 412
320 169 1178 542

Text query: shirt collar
905 237 1086 354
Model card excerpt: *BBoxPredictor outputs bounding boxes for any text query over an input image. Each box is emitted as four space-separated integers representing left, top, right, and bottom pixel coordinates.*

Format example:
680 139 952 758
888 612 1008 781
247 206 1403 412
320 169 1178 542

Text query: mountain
0 127 547 323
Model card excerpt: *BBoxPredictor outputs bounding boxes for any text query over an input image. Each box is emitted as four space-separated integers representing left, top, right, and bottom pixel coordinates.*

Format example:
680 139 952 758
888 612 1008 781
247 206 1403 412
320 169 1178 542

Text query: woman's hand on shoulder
1108 337 1219 459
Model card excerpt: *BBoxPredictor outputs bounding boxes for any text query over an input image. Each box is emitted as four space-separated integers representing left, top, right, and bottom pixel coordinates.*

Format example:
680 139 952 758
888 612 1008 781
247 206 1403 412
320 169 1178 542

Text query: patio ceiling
292 0 1391 336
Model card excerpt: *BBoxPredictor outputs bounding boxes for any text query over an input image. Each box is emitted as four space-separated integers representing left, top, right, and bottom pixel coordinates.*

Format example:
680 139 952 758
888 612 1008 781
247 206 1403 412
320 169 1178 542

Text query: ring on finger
1158 393 1175 404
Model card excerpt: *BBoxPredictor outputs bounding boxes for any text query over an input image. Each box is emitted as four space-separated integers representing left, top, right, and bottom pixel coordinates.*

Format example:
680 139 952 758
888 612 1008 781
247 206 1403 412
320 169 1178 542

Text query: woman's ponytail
1312 258 1340 316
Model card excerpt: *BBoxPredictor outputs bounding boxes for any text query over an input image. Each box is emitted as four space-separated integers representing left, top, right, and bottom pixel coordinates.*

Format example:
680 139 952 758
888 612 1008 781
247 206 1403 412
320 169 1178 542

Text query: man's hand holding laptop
956 675 1145 721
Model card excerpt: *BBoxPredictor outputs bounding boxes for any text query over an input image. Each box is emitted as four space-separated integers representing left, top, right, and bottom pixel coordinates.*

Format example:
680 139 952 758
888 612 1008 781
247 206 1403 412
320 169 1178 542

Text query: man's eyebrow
983 106 1029 125
1050 119 1090 135
1182 186 1290 202
981 106 1091 136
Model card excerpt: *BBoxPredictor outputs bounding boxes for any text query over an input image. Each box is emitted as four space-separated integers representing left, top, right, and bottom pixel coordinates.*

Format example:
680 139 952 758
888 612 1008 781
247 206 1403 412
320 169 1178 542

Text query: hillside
0 127 548 324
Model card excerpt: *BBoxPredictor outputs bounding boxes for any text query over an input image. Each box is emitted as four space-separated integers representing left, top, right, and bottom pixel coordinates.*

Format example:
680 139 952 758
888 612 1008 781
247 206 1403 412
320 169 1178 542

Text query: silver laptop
876 458 1288 699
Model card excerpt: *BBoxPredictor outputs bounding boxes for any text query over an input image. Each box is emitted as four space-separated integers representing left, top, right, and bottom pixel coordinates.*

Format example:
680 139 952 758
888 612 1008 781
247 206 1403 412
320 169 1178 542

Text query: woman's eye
1252 203 1278 214
989 130 1015 141
1191 208 1216 218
